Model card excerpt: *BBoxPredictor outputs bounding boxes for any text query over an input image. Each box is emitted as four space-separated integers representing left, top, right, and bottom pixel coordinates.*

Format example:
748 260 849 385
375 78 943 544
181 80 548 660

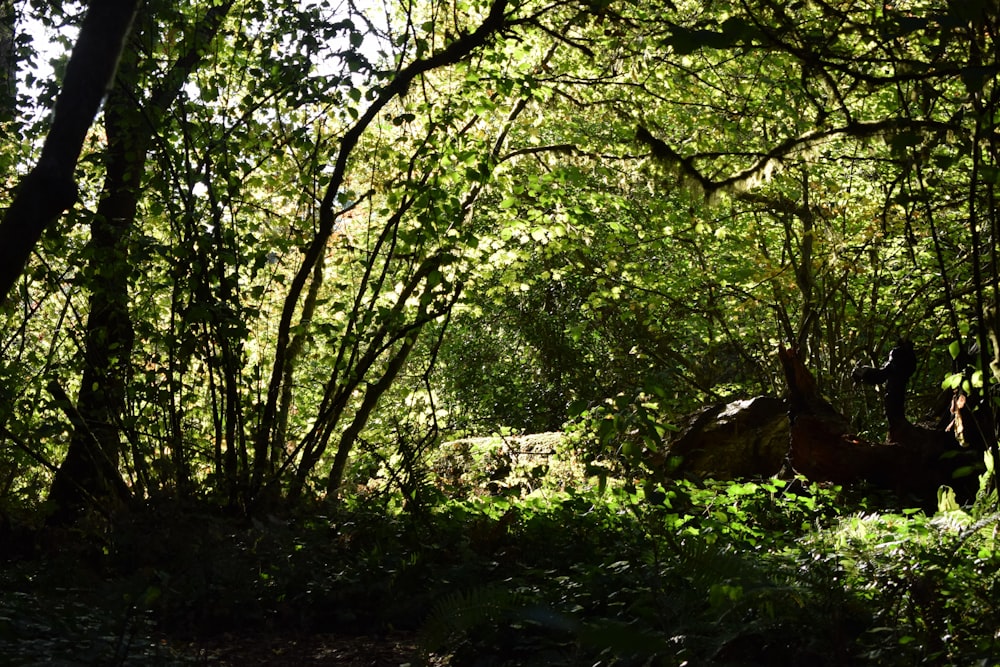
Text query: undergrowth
2 476 1000 665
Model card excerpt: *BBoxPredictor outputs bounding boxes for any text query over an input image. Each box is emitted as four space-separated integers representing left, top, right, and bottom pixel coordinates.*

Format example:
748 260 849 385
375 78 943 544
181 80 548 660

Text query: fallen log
779 344 980 501
656 396 789 480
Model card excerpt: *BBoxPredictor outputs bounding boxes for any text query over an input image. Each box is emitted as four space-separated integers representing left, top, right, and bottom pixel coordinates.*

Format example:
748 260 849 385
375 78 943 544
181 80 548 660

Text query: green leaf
942 373 963 390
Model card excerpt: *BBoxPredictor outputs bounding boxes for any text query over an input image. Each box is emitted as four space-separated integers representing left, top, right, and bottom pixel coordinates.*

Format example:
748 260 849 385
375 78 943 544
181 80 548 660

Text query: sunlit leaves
4 0 998 505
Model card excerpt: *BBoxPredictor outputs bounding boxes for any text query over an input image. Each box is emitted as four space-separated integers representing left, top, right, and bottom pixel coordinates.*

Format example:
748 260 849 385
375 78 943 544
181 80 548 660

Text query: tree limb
636 118 954 200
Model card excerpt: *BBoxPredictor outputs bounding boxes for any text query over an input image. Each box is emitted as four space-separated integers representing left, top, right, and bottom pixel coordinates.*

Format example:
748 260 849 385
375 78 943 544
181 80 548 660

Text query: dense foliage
4 479 1000 665
3 0 1000 663
1 0 997 509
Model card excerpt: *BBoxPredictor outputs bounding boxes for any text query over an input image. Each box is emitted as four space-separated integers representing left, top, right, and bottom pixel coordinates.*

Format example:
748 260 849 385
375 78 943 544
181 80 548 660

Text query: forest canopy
0 0 997 513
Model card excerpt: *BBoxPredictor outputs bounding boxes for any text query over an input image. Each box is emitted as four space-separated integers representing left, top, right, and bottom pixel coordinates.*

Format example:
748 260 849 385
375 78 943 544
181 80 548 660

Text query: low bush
3 477 1000 665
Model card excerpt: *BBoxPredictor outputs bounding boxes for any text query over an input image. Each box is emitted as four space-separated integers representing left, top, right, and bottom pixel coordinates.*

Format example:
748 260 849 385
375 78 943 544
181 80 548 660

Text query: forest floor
2 550 447 666
175 630 433 666
0 511 453 666
6 480 1000 666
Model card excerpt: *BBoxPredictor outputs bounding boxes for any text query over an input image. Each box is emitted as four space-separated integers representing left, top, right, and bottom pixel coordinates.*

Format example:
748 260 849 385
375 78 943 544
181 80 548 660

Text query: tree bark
0 0 15 122
0 0 140 302
47 73 144 519
48 1 233 519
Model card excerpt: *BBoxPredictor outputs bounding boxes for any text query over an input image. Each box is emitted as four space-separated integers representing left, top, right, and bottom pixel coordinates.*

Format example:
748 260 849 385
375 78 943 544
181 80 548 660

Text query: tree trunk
0 0 140 302
325 335 419 496
0 0 15 122
853 341 920 427
47 78 143 519
48 1 233 519
781 345 980 503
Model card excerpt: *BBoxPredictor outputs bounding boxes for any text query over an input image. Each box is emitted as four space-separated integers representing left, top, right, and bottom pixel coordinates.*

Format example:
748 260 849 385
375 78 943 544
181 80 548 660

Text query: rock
433 432 571 496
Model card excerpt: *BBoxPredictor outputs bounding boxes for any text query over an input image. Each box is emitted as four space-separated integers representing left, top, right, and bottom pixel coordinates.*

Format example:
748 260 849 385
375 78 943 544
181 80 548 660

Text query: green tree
46 0 235 519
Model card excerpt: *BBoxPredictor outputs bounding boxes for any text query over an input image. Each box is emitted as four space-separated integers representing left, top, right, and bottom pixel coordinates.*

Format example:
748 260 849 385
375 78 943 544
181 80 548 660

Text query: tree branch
636 118 954 200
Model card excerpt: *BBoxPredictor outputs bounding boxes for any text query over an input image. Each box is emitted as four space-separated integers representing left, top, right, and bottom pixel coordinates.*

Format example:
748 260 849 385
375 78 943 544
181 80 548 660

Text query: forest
3 0 1000 664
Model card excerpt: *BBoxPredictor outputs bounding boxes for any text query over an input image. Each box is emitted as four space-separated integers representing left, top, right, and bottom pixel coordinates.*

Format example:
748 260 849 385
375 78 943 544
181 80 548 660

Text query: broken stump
780 345 980 501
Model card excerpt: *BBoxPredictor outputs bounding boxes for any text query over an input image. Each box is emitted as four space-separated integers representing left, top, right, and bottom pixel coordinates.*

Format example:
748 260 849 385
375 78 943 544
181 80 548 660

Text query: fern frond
419 584 520 654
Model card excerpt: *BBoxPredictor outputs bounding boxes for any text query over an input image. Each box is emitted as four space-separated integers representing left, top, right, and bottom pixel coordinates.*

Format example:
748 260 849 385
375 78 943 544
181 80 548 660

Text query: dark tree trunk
47 1 234 519
0 0 15 122
852 339 918 434
780 345 980 503
652 396 789 481
47 79 143 520
0 0 140 302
